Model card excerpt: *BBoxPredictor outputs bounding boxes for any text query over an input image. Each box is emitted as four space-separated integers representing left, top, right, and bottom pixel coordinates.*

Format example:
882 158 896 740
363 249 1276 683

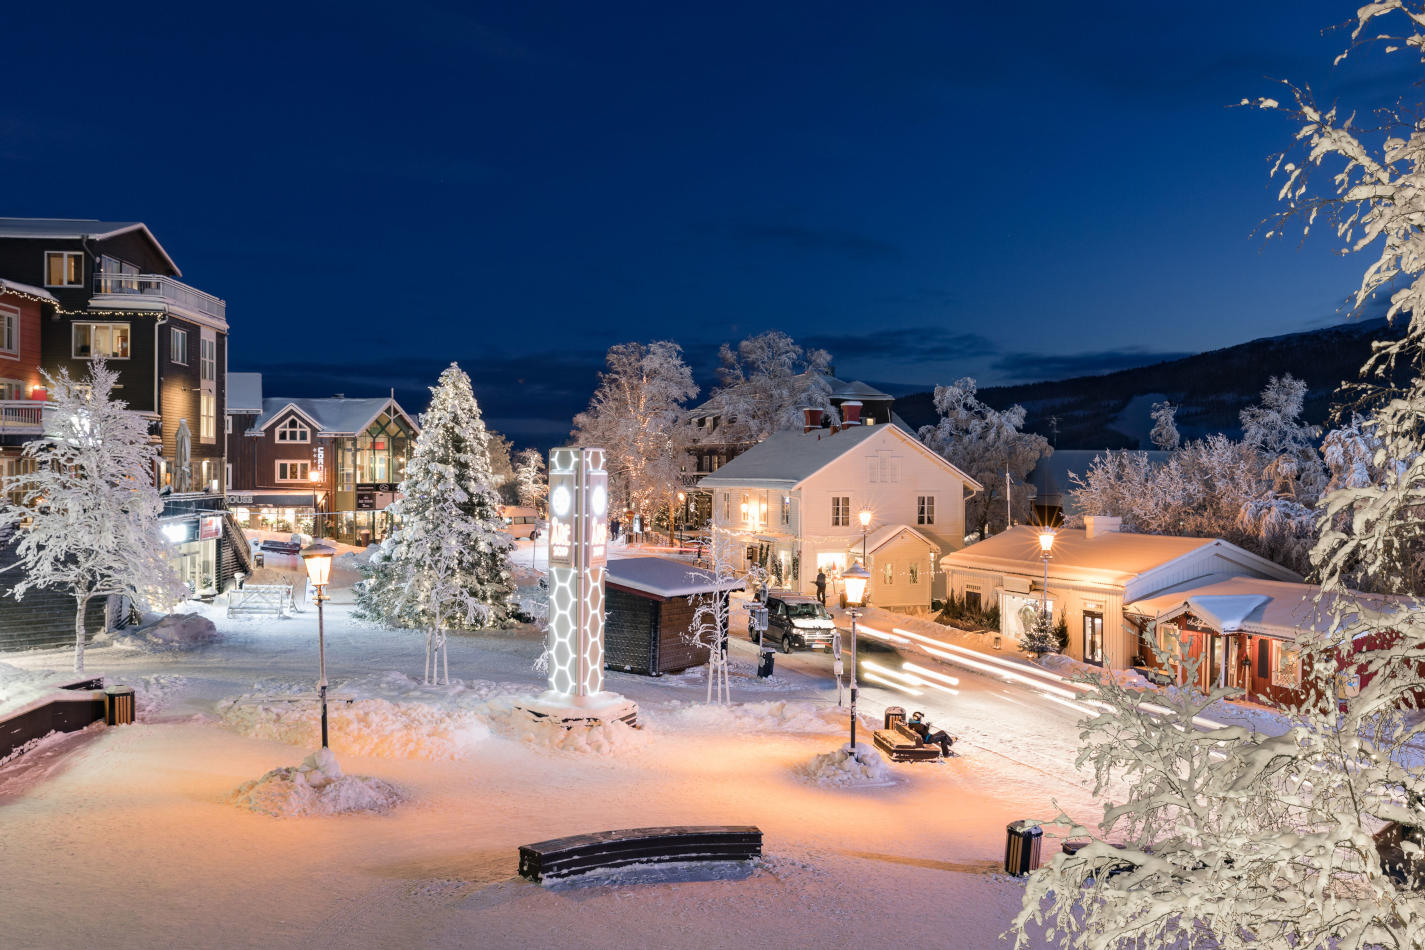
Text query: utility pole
1005 467 1012 530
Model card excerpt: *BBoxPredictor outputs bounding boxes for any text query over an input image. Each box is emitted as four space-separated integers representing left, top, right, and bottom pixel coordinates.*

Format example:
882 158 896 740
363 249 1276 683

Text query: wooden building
604 557 745 675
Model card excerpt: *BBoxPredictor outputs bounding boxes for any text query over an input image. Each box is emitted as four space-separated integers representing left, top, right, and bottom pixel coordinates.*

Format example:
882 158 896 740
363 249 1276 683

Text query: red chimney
802 407 824 433
841 400 863 426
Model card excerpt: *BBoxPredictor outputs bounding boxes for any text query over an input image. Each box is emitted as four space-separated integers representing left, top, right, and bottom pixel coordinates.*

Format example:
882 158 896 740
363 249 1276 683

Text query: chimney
1084 516 1121 540
841 400 862 426
802 407 824 433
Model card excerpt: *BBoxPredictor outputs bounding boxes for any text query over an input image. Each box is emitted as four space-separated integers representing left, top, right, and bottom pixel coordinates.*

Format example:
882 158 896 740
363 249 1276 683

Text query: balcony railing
91 274 226 322
0 401 47 433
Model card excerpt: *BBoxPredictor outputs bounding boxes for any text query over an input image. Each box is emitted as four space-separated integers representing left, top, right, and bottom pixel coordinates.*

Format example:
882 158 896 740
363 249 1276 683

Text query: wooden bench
873 720 944 762
517 825 762 883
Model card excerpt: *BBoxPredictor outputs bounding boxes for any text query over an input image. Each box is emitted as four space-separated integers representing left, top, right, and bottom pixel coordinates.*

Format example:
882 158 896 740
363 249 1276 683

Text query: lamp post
300 542 336 749
1038 528 1055 632
858 508 871 563
308 469 322 539
842 560 870 756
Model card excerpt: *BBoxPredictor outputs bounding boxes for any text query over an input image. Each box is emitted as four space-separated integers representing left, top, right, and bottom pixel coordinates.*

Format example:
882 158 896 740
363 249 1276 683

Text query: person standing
815 568 827 605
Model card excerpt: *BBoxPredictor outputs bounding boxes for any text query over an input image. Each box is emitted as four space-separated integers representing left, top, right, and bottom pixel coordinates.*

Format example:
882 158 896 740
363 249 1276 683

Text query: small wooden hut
604 557 743 675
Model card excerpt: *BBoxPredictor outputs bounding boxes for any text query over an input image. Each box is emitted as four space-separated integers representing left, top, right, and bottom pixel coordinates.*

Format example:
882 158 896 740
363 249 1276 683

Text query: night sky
0 1 1404 448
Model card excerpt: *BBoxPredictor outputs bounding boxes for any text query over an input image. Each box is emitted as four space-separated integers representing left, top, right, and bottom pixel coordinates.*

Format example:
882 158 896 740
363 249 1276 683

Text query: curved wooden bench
518 825 762 883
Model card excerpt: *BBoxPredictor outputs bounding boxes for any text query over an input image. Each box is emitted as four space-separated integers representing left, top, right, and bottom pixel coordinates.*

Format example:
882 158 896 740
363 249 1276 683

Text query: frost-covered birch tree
917 377 1050 538
358 364 515 681
0 362 186 673
573 340 697 529
682 530 746 704
514 448 547 516
703 330 838 443
1149 400 1180 451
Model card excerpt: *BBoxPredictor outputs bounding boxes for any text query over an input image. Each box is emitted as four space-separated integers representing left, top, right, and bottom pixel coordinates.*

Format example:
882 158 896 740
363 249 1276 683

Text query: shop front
161 512 223 598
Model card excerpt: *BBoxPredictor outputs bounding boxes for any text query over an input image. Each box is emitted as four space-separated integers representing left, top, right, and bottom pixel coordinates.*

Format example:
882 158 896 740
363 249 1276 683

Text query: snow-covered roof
1124 575 1350 640
830 379 893 401
256 396 417 435
0 217 180 275
606 557 745 599
698 423 981 491
849 524 941 556
227 373 263 413
941 526 1300 591
0 279 57 304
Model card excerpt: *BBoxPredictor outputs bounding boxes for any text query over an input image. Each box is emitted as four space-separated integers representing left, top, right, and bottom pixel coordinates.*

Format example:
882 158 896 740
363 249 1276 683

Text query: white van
499 505 543 540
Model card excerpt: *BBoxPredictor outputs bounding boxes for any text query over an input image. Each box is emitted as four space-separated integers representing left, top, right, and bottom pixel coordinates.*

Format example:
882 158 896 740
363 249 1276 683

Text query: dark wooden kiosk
604 557 744 676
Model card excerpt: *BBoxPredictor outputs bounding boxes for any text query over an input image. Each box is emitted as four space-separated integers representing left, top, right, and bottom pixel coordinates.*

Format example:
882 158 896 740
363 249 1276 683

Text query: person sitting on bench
907 711 954 756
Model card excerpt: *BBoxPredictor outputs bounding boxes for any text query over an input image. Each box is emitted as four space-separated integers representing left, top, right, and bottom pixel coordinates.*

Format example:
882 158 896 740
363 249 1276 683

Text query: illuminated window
276 460 310 482
276 417 310 443
831 496 850 527
171 327 188 365
780 496 791 526
882 562 893 584
72 323 130 359
1274 643 1301 688
45 251 82 288
200 393 216 442
917 495 935 525
909 562 920 584
0 304 18 358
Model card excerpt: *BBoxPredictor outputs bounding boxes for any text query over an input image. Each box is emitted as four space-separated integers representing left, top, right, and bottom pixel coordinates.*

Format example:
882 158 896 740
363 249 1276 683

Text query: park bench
872 719 944 762
227 584 294 619
517 825 762 883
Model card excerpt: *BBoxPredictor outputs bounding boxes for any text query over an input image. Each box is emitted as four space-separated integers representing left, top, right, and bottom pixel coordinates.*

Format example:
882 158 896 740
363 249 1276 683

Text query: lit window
1274 643 1301 688
171 327 188 365
276 460 310 482
200 393 216 442
276 417 310 443
0 304 17 357
917 495 935 525
72 323 130 359
909 562 920 584
45 251 82 288
883 562 893 584
831 496 849 527
780 496 791 526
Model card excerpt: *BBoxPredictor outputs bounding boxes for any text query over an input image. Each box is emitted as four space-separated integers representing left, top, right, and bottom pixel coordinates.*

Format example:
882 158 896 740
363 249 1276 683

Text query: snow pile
797 742 897 788
230 748 402 818
485 700 650 755
219 695 492 760
145 613 221 646
543 858 757 889
659 699 851 734
1038 652 1149 688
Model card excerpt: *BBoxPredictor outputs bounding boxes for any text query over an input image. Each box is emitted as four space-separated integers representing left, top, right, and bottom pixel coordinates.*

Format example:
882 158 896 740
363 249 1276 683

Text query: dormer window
276 417 310 443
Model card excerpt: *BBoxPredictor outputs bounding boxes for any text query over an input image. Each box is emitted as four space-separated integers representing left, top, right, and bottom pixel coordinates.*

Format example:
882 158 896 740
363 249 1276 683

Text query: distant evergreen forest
894 318 1402 449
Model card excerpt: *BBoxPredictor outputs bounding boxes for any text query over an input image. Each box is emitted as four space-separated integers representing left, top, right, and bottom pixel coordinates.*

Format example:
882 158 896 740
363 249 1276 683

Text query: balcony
90 274 226 327
0 400 48 435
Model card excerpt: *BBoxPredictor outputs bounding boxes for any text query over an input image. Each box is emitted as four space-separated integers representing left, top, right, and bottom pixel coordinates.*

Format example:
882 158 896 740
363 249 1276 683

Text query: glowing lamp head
858 509 872 529
308 469 321 484
677 491 685 503
843 561 870 607
300 542 337 587
1038 528 1056 556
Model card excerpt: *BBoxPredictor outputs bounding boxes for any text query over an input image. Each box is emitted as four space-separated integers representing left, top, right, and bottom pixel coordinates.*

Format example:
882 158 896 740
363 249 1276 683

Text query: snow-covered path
0 578 1101 949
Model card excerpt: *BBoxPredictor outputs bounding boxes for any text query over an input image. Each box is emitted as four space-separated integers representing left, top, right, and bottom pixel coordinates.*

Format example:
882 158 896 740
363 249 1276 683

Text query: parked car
753 591 837 654
259 538 301 555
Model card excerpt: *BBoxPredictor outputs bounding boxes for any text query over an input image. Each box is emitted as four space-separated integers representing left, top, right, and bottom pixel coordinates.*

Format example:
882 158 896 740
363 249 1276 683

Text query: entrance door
1083 612 1104 666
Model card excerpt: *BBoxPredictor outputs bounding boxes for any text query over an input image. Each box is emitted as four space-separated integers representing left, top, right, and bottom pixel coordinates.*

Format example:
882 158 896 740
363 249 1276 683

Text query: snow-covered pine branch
0 361 187 673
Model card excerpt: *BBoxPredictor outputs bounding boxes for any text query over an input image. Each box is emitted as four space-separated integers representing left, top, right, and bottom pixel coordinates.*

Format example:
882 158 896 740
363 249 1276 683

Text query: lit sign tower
518 446 636 728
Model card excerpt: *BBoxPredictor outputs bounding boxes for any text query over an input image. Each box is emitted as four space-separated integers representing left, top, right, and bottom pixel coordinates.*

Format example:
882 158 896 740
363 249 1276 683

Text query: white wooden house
697 422 981 609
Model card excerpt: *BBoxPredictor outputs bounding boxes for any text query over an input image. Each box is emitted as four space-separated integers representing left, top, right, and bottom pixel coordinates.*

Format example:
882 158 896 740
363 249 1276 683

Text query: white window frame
0 303 18 359
831 495 850 527
225 414 232 435
909 562 920 584
72 322 131 360
275 417 311 443
200 331 216 382
780 496 791 526
44 251 83 288
200 393 216 443
275 460 310 482
917 495 935 525
171 327 188 365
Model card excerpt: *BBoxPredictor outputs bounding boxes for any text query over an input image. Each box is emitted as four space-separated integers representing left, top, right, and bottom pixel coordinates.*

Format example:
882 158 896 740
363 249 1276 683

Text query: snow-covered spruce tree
703 330 837 443
917 377 1051 538
572 340 697 532
1148 400 1180 451
0 362 187 673
358 364 515 682
513 448 547 516
1019 608 1059 657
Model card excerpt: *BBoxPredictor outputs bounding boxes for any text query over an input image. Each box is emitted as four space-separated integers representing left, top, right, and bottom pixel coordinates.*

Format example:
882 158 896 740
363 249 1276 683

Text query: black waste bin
1005 820 1042 876
757 650 775 678
254 551 265 568
104 686 135 726
884 705 906 729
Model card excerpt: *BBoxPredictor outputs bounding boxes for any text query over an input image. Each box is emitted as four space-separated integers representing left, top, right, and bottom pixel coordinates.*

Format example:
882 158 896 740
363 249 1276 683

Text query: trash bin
104 686 135 726
757 650 775 678
254 551 265 568
884 705 906 729
1004 820 1042 876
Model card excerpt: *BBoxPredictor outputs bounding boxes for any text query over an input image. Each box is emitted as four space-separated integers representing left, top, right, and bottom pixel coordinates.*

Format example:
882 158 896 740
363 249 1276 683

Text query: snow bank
1037 652 1149 688
797 743 898 788
219 694 492 760
543 858 758 889
657 700 853 734
101 612 221 651
485 699 650 755
230 748 402 818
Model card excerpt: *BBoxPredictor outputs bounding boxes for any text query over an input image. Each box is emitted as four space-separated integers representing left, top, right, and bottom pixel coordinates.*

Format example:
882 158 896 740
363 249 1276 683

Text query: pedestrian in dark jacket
815 569 827 605
908 711 954 756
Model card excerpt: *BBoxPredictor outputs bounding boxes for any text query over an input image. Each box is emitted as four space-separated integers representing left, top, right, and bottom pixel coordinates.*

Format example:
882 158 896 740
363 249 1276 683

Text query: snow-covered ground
0 571 1108 949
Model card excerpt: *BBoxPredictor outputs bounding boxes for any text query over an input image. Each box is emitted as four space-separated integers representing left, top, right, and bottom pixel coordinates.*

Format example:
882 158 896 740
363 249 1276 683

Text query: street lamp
842 560 870 756
300 542 336 749
1038 528 1055 638
858 508 872 562
308 469 322 539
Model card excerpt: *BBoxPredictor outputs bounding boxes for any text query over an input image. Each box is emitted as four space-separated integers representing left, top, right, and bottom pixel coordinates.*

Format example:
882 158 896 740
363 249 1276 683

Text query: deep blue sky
0 1 1401 447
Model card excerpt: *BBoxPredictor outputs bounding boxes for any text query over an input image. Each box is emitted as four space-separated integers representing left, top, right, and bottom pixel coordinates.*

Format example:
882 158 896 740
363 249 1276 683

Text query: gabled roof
850 524 942 556
606 556 745 598
1123 575 1398 641
227 373 263 412
697 423 981 491
256 396 418 435
0 217 180 276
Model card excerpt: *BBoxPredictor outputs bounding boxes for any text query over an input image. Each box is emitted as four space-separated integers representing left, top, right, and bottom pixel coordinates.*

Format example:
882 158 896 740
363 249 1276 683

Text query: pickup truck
753 592 837 654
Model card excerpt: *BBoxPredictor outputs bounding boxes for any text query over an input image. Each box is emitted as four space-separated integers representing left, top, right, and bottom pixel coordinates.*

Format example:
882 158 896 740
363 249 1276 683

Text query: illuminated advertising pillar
546 446 609 697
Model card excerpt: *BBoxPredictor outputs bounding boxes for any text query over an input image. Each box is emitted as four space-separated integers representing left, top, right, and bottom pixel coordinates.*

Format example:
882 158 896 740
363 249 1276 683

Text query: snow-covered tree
702 330 837 443
572 340 697 529
682 529 746 704
917 378 1051 538
1148 400 1180 451
513 448 547 516
0 362 186 673
358 364 516 679
485 430 518 504
1019 608 1059 657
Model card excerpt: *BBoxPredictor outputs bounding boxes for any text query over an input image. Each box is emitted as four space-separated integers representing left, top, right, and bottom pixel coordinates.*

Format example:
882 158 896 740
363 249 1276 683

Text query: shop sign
228 493 253 505
200 515 222 540
357 482 399 493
